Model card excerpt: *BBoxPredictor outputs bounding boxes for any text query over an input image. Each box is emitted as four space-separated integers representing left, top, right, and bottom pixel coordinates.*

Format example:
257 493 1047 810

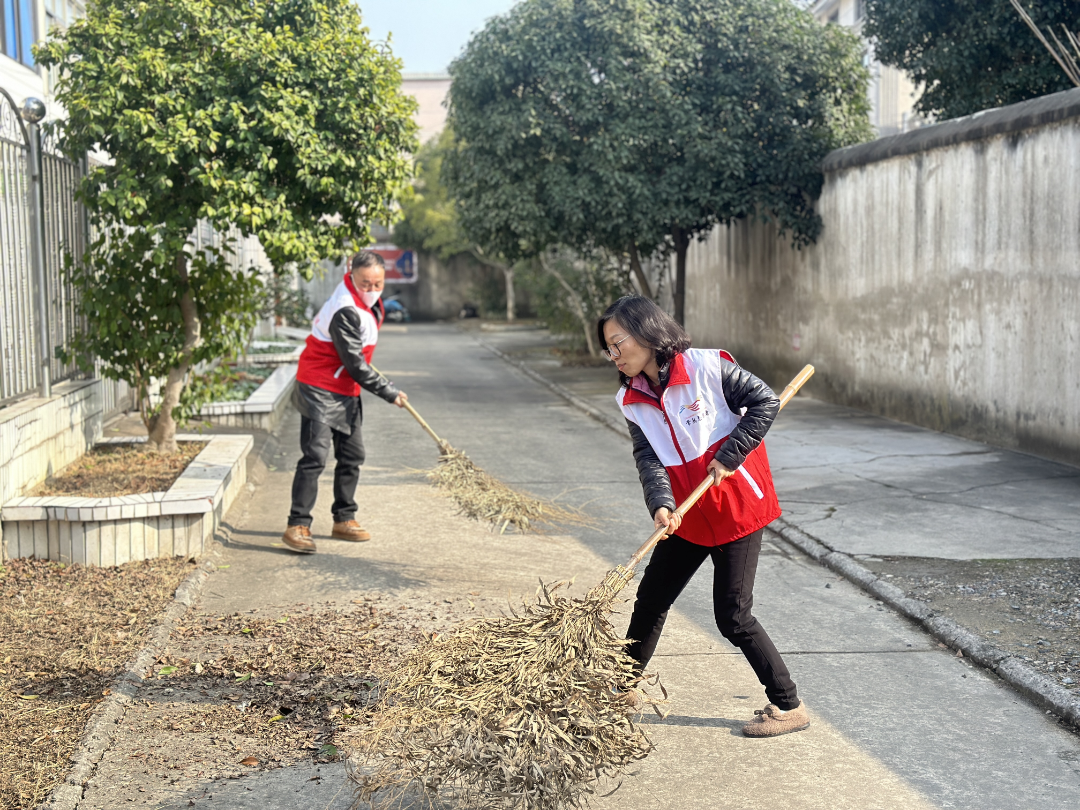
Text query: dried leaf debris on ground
33 442 206 498
354 574 662 810
96 596 481 804
0 557 192 810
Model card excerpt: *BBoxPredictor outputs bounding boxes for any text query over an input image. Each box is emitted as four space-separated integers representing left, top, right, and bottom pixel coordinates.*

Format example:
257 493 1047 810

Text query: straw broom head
351 570 662 810
428 443 589 535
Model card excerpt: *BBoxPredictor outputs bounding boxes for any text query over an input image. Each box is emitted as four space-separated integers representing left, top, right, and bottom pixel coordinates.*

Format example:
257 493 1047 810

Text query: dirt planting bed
33 442 207 499
0 556 193 809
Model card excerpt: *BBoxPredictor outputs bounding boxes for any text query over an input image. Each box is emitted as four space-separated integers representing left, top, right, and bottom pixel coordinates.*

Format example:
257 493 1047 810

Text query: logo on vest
679 398 710 426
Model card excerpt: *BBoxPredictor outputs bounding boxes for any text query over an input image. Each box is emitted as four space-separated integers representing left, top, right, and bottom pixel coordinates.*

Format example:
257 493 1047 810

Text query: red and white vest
296 273 384 396
616 349 781 547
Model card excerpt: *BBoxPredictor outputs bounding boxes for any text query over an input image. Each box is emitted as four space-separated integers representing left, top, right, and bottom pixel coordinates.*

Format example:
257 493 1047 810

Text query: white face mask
360 289 382 309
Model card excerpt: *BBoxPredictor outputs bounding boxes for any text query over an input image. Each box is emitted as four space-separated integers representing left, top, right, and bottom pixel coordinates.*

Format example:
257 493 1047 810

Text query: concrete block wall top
0 379 106 506
1 434 253 522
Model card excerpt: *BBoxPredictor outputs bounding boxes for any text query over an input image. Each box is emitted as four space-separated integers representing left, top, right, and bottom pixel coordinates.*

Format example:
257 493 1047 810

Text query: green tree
865 0 1079 120
443 0 672 307
444 0 871 324
657 0 872 320
36 0 416 452
394 127 518 321
525 250 635 356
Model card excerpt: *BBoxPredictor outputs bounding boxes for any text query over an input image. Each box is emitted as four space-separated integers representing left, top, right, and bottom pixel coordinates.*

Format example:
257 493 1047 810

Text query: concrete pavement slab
74 324 1080 809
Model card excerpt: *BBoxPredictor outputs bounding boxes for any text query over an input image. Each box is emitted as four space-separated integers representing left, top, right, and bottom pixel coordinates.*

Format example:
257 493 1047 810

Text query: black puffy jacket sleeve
328 308 400 403
627 419 676 519
713 357 779 471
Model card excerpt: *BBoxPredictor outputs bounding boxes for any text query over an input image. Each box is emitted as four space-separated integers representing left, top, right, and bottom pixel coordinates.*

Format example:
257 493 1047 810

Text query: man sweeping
282 251 408 554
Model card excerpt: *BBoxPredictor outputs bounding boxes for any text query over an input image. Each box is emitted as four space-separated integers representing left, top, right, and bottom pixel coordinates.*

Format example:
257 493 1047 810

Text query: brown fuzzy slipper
742 703 810 737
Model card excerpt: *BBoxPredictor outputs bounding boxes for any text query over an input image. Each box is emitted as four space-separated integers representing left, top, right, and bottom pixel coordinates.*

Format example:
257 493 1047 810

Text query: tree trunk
672 225 689 326
539 255 598 356
628 242 653 299
148 254 201 454
504 266 516 323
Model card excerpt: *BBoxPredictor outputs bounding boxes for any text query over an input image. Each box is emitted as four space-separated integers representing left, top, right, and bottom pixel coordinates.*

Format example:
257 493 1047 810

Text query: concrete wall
684 87 1080 465
390 251 530 321
0 377 132 557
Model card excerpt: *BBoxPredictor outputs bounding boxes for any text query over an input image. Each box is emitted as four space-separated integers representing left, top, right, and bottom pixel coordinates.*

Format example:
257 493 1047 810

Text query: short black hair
350 251 384 272
597 296 691 387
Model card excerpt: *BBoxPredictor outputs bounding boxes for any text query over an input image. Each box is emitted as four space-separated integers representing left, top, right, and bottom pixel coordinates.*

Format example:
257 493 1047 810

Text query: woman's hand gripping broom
353 365 814 810
369 364 584 533
617 362 815 577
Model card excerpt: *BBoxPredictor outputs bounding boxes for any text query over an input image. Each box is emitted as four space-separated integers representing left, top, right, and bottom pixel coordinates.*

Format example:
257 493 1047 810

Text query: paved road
473 324 1080 560
80 323 1080 809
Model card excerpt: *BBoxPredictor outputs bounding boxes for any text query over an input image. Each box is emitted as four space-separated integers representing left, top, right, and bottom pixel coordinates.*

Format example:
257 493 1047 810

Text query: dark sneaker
282 525 316 554
331 520 372 542
742 702 810 737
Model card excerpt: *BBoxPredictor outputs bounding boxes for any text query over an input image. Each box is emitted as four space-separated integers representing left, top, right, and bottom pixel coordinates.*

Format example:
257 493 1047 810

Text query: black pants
625 529 800 710
288 407 365 527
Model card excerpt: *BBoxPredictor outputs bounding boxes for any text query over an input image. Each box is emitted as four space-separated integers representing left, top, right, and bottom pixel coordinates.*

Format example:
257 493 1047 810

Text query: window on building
45 0 84 33
828 11 840 25
44 0 84 93
1 0 36 68
855 0 866 21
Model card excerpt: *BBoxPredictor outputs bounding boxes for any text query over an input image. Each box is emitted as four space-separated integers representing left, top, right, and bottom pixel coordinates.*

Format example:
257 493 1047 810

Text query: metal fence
0 86 272 410
0 88 39 402
0 87 85 404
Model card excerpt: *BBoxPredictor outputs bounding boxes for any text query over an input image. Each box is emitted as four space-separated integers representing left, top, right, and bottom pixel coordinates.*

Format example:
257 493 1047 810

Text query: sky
359 0 519 75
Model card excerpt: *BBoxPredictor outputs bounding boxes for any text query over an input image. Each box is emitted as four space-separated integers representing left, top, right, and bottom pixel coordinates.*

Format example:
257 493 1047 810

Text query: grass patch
212 366 274 402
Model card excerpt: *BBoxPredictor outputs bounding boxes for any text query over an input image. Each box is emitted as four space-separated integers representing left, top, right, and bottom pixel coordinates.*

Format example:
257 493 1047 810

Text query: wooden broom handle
622 364 815 572
368 364 447 448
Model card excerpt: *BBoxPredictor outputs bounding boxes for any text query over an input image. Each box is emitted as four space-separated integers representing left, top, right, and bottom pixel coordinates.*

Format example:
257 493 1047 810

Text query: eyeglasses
603 334 633 360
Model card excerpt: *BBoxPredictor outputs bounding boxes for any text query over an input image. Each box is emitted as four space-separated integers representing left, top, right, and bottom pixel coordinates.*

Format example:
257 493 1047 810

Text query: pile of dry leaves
0 556 192 809
111 596 461 792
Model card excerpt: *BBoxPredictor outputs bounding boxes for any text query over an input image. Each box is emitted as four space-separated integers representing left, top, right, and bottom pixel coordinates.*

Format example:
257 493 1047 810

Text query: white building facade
810 0 924 137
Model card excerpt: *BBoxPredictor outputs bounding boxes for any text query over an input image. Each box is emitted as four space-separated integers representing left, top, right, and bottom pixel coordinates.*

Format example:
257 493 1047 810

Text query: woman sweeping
599 295 808 738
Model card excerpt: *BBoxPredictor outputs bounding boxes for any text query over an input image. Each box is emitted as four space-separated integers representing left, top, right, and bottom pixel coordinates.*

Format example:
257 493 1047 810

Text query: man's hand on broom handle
393 391 409 409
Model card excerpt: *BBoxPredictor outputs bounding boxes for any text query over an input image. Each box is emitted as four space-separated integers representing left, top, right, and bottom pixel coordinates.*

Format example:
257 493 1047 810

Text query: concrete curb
471 335 630 440
42 554 219 810
769 519 1080 728
473 336 1080 729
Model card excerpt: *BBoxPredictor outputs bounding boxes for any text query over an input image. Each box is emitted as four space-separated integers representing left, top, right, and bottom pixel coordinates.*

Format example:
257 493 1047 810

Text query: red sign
370 245 418 284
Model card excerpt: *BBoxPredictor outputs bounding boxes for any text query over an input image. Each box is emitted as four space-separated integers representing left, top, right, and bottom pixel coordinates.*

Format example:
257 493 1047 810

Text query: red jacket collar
622 353 691 408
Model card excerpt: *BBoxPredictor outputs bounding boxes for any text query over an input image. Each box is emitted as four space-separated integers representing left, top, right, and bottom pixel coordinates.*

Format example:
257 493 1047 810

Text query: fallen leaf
217 565 231 569
268 715 284 723
159 666 177 676
240 756 258 766
194 662 203 674
18 694 39 701
235 673 252 683
318 744 338 758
